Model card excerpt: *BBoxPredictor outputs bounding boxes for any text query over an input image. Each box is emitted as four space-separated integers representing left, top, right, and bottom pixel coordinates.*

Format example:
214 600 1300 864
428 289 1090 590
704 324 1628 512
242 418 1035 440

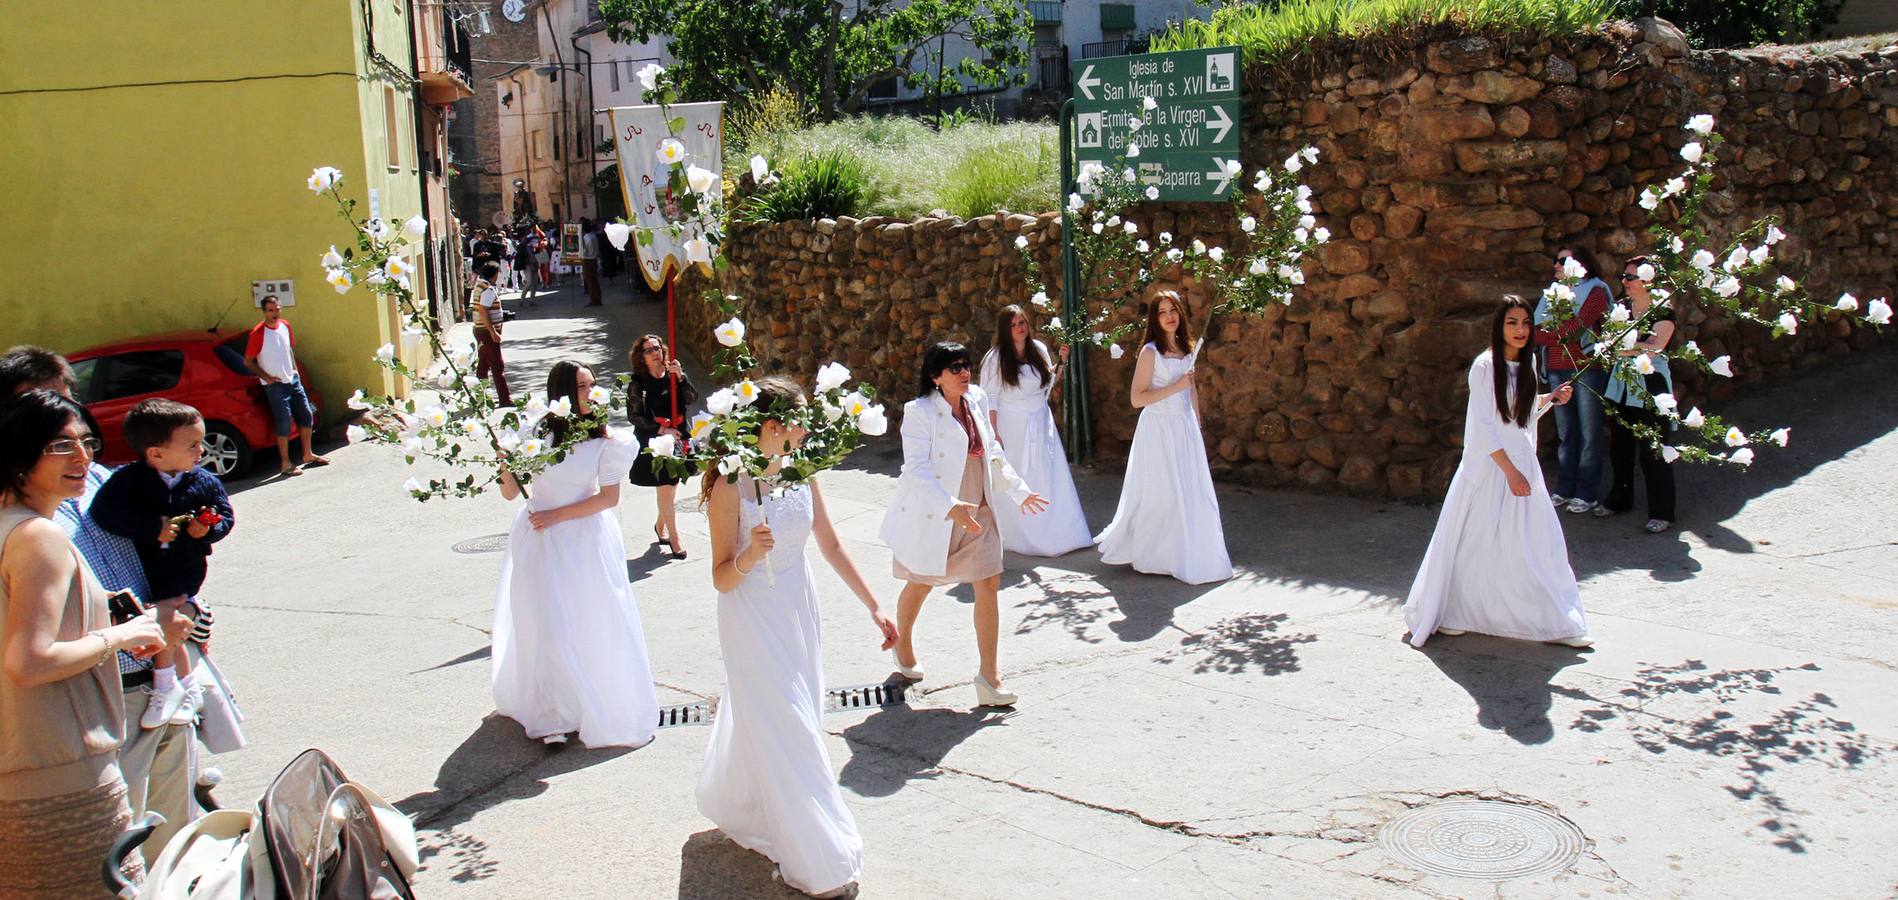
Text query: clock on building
501 0 527 23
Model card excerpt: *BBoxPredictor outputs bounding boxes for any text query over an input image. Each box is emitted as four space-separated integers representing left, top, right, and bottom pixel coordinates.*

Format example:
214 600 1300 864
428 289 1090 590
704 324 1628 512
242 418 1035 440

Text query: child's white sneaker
170 687 203 726
142 685 187 730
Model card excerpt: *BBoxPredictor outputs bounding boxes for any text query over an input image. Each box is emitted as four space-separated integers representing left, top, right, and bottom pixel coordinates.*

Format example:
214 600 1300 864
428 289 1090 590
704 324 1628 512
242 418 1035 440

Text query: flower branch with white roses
308 166 629 500
1537 113 1890 467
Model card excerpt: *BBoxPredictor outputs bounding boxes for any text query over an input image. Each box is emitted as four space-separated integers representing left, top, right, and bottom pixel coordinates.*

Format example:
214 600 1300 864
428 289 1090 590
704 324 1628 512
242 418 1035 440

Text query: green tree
599 0 1033 120
1620 0 1845 47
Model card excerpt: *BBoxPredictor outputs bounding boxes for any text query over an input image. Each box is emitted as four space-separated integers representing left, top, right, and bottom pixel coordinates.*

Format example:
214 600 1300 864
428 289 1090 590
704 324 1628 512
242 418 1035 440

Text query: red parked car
65 329 325 480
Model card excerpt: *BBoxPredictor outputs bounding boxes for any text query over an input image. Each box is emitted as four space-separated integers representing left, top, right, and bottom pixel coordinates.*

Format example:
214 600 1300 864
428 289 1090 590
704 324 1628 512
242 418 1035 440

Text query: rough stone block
1454 140 1568 173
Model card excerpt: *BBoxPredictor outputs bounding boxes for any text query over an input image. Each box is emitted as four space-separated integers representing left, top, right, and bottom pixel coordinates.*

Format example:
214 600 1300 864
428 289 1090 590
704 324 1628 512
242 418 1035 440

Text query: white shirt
580 231 599 260
253 321 296 384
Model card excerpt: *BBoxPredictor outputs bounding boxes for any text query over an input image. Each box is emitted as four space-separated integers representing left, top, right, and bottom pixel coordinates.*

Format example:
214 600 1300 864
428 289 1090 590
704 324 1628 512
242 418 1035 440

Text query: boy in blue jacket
94 399 235 729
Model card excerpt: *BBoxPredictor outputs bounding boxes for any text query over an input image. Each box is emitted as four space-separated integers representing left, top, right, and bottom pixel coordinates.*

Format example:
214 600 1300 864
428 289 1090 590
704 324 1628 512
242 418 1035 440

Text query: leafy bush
742 117 1060 218
1154 0 1618 68
725 82 811 157
739 149 878 223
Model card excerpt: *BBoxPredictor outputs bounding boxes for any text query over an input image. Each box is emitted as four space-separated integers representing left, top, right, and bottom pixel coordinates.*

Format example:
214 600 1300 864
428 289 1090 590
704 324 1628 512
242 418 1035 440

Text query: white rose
686 164 718 195
1691 249 1716 269
365 217 390 240
647 434 677 458
375 343 396 363
403 477 424 496
1067 192 1084 212
1091 223 1104 235
1636 263 1657 282
1680 142 1704 163
1302 146 1321 163
1249 258 1270 276
518 438 544 456
1723 247 1748 272
636 62 665 92
1145 186 1160 201
821 401 845 423
322 245 344 268
1015 235 1029 250
588 385 611 407
1634 353 1655 375
1191 239 1206 256
459 419 481 438
857 405 888 436
1283 154 1303 173
656 138 686 165
1664 176 1687 196
423 405 448 427
1298 214 1316 230
1253 171 1272 191
683 237 712 263
842 391 871 417
1764 225 1786 246
1682 340 1702 358
1124 141 1141 158
1728 448 1755 466
1669 236 1686 255
1777 312 1798 335
1748 245 1769 266
1031 291 1051 309
1109 343 1125 360
1136 240 1150 253
1313 227 1331 243
1682 407 1705 428
1652 392 1678 414
1661 445 1681 463
750 154 771 183
524 394 549 417
326 268 354 294
307 166 343 192
603 221 631 251
688 412 716 440
1724 426 1748 447
346 424 366 444
734 379 759 407
1208 247 1225 262
1123 221 1138 234
1142 96 1158 111
346 389 370 411
403 436 425 461
1158 231 1172 244
1709 355 1734 377
1714 277 1742 298
547 396 572 418
1294 228 1308 243
815 361 852 393
1686 114 1715 135
385 255 414 279
1771 428 1791 448
402 215 428 239
1165 248 1183 262
1225 158 1243 176
714 318 746 347
1777 276 1797 294
1240 216 1257 233
1639 189 1661 211
1867 298 1893 325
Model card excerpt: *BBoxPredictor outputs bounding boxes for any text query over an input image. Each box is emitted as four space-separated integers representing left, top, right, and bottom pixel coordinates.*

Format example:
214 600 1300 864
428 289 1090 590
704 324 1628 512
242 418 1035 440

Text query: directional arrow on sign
1077 65 1099 101
1207 157 1236 196
1205 104 1233 144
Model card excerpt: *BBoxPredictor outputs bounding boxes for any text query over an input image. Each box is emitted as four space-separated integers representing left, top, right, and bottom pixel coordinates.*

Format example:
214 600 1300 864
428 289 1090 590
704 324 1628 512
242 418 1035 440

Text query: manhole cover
452 534 510 554
1377 800 1584 881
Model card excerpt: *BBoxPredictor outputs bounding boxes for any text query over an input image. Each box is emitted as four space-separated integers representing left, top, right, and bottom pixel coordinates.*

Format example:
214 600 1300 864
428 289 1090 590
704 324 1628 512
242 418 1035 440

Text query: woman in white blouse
979 305 1092 556
879 341 1047 707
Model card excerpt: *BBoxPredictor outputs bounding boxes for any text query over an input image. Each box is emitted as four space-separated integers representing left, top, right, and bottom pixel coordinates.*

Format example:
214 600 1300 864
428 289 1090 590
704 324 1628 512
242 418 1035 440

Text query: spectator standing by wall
474 261 512 406
243 298 328 477
1535 246 1613 515
580 218 603 307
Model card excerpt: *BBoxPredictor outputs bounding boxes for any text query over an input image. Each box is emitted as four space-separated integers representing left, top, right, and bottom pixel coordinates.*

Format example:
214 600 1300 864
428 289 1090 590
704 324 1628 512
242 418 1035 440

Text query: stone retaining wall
683 21 1898 500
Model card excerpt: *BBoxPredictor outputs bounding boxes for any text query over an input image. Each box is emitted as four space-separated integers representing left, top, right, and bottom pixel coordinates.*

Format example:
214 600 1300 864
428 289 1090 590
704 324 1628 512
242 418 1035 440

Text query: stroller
106 749 419 899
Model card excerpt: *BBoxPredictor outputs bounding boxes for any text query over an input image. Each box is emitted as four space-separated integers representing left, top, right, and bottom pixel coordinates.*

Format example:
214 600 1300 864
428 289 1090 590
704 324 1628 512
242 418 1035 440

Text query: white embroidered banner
608 101 725 290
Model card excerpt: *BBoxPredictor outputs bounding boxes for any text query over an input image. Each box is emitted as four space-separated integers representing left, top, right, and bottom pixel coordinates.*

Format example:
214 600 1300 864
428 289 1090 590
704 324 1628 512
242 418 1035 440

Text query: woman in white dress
698 376 899 898
1094 291 1232 585
1403 296 1592 648
880 341 1047 707
492 360 660 747
980 305 1092 557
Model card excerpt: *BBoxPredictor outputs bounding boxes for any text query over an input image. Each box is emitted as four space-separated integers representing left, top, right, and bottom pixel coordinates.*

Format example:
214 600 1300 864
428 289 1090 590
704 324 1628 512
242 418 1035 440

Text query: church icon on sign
1077 112 1103 149
1207 52 1235 93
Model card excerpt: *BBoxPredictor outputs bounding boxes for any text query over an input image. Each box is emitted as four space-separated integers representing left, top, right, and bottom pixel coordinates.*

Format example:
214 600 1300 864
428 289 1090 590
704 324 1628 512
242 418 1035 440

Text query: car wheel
202 422 253 480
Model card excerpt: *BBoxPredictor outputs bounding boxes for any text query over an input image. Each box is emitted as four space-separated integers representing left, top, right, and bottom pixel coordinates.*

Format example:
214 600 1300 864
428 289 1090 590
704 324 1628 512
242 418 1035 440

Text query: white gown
1403 352 1589 646
697 478 862 895
1094 344 1233 585
490 430 660 747
980 344 1092 556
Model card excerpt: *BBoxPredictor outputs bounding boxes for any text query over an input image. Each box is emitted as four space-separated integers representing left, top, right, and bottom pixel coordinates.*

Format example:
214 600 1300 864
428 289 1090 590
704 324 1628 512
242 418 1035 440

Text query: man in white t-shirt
580 218 602 307
244 298 327 476
473 261 512 405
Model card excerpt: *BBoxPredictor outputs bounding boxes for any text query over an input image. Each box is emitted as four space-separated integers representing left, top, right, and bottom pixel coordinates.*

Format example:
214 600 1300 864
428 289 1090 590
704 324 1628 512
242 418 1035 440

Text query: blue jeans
1547 368 1606 502
264 377 314 437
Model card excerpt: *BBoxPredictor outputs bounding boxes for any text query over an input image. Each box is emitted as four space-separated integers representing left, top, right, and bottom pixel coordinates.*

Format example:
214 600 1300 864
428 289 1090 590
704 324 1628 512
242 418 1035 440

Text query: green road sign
1070 46 1243 202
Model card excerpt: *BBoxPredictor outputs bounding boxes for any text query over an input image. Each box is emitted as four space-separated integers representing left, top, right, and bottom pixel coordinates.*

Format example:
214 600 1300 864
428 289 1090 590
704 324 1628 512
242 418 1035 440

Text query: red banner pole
666 267 679 426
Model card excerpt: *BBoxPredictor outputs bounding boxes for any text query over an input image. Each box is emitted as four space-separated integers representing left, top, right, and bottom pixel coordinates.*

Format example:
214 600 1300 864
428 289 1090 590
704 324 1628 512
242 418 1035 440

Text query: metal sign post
1060 45 1245 463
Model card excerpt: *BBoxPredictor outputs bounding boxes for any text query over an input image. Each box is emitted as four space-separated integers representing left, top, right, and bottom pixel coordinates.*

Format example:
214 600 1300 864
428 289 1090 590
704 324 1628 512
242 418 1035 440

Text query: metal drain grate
656 701 711 728
825 680 912 713
1377 800 1585 881
451 534 510 554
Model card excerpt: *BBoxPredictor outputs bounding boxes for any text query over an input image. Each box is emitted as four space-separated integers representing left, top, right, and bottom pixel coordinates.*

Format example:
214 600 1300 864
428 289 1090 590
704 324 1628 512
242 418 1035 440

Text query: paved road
199 278 1897 898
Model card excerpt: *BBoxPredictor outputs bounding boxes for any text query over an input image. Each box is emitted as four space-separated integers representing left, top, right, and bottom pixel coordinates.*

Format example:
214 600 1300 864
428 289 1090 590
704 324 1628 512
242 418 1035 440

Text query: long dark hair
989 305 1052 388
1142 290 1193 356
917 341 972 399
698 375 808 506
540 360 608 446
0 390 94 501
1490 295 1540 428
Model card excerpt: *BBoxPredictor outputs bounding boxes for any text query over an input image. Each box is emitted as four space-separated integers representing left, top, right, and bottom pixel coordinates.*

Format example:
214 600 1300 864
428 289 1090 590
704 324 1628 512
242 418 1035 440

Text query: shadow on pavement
1416 637 1591 745
1554 658 1893 853
410 644 491 674
836 706 1014 798
677 829 805 899
1152 612 1318 676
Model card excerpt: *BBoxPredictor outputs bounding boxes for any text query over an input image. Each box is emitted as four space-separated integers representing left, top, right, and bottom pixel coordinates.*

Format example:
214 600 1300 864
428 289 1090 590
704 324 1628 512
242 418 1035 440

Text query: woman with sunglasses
1534 246 1613 515
627 334 699 559
1600 257 1678 533
0 390 183 895
1094 290 1232 585
880 341 1047 707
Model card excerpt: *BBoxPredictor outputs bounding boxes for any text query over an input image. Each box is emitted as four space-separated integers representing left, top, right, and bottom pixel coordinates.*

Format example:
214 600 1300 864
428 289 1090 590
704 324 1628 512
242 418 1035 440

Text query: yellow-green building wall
0 0 433 413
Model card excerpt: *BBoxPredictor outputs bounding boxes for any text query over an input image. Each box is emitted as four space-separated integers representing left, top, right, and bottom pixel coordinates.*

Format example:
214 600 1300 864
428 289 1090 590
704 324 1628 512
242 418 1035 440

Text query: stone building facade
680 22 1898 501
448 11 540 227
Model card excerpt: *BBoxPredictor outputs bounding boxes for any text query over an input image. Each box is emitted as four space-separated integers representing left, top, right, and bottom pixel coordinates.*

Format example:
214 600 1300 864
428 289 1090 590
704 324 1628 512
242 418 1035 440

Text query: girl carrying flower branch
980 305 1092 557
491 360 659 748
1403 297 1591 649
697 376 896 899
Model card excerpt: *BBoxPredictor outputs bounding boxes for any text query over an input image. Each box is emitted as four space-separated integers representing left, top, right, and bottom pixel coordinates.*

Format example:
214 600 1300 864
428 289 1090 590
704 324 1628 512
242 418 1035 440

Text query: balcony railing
1081 37 1147 59
1035 47 1068 92
418 9 475 104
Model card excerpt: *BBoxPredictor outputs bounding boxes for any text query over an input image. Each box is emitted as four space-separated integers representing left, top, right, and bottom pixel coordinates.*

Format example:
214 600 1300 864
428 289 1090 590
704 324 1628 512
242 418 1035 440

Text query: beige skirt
894 453 1003 587
0 771 141 898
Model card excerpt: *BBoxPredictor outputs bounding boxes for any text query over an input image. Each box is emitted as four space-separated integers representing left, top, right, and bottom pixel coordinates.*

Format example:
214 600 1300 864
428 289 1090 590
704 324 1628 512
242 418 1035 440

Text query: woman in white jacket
880 341 1047 707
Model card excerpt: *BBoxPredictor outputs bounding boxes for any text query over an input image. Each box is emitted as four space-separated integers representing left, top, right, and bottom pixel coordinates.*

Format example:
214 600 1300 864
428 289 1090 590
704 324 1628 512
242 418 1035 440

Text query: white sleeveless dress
1094 344 1233 584
697 478 863 895
1403 353 1589 646
980 344 1093 556
490 431 660 747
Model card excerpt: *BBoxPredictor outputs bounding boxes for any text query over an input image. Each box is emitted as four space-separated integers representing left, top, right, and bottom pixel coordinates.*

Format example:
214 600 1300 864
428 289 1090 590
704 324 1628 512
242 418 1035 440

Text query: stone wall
682 22 1898 500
